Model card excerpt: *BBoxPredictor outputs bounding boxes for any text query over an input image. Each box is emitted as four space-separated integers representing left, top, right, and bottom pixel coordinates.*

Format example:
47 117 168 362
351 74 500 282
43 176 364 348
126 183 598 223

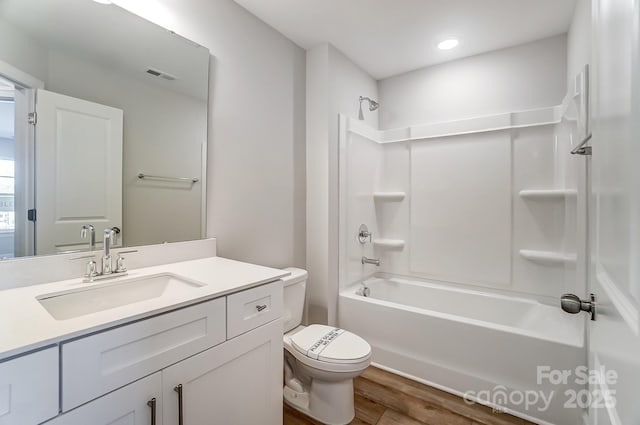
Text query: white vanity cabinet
39 280 283 425
0 347 58 425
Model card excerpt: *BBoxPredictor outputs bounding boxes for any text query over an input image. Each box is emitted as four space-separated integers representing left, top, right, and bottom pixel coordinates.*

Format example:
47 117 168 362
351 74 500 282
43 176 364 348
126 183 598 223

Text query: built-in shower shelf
373 192 406 202
373 239 405 250
519 250 577 266
519 189 577 200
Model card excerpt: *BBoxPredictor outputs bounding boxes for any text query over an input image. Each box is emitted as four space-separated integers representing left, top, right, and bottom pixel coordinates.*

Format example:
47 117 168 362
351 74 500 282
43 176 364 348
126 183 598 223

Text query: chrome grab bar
571 133 592 156
137 173 199 183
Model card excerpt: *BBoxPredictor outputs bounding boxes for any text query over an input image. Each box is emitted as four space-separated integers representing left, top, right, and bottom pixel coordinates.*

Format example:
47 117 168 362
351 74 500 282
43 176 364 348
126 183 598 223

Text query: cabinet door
0 347 58 425
47 373 162 425
162 320 282 425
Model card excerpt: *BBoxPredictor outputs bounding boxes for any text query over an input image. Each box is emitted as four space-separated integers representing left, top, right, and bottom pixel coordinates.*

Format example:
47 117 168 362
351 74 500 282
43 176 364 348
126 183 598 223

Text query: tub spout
362 256 380 266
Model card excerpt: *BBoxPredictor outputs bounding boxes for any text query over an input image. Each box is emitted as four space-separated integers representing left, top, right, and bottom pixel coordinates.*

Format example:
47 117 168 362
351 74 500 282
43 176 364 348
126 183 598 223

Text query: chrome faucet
79 227 127 282
101 227 120 275
361 256 380 266
80 224 96 252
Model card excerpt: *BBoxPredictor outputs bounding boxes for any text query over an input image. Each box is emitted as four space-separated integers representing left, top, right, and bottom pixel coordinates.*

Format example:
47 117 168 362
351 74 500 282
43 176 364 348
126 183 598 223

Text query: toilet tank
281 267 308 333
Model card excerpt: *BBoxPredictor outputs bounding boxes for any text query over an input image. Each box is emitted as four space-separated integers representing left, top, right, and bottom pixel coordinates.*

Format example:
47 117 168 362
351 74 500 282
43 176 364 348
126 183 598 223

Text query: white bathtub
338 276 585 425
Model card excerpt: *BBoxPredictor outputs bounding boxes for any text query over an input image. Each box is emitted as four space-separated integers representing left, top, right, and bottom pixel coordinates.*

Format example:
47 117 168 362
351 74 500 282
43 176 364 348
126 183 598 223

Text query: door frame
0 59 44 257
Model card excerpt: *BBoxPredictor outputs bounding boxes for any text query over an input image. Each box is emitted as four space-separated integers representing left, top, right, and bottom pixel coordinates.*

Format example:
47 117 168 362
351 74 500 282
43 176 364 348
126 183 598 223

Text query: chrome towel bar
137 173 199 183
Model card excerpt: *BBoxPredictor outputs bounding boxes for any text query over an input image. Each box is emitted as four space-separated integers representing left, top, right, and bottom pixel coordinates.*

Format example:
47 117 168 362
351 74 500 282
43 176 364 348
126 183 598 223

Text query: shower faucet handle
358 224 372 244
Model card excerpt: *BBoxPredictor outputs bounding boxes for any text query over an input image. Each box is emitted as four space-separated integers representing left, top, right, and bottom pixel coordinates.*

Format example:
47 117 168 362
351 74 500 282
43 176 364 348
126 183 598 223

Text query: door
162 320 283 425
34 89 123 255
587 0 640 424
46 372 162 425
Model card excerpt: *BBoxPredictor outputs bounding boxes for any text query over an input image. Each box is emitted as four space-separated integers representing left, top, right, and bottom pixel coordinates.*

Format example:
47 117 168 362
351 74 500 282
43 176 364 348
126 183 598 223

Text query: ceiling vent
145 68 178 81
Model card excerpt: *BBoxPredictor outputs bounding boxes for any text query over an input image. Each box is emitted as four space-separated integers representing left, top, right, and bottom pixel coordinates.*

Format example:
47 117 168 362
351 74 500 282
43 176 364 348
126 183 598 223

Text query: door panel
35 89 123 255
589 0 640 424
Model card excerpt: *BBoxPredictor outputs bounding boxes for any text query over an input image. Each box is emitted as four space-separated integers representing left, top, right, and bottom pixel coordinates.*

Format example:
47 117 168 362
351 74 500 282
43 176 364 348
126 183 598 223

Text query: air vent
145 68 178 81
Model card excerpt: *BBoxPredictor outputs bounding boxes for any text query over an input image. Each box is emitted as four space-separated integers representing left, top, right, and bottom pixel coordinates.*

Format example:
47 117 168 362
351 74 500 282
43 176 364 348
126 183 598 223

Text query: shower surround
337 69 589 425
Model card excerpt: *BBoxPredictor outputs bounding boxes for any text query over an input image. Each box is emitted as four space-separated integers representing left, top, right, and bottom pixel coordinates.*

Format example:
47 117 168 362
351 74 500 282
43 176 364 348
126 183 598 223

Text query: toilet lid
290 324 371 364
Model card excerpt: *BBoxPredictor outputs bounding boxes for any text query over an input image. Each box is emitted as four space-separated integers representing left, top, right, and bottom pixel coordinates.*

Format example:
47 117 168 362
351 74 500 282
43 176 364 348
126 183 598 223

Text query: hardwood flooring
283 366 537 425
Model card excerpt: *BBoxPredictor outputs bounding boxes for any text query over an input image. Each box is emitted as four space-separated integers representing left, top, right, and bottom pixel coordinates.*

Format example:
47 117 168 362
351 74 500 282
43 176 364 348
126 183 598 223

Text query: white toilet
281 268 372 425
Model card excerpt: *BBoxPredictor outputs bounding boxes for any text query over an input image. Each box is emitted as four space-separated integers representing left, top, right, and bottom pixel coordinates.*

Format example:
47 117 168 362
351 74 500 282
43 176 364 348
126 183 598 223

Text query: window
0 159 15 231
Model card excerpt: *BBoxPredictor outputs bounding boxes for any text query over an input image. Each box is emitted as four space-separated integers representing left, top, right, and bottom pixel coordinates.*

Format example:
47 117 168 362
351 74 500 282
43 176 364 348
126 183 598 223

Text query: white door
586 0 640 424
162 321 283 425
46 372 162 425
34 89 123 255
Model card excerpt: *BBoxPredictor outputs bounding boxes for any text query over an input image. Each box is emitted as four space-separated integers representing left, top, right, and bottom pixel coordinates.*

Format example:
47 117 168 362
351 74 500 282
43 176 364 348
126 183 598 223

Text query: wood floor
283 366 537 425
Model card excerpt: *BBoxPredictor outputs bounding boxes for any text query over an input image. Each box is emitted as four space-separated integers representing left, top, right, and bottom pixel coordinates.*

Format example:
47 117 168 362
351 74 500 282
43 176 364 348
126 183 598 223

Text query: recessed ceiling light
438 39 459 50
92 0 113 4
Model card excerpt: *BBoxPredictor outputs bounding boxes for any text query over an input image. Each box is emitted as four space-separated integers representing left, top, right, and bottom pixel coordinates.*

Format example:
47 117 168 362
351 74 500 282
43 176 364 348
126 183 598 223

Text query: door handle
561 293 596 321
147 398 157 425
174 384 184 425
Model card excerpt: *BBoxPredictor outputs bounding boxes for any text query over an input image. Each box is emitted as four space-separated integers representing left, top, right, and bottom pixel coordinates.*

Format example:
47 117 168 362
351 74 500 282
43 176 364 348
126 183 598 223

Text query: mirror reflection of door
34 89 123 255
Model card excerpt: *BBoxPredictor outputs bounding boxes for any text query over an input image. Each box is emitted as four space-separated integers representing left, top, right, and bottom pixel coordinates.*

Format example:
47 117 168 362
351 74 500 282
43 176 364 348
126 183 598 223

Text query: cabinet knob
256 304 267 312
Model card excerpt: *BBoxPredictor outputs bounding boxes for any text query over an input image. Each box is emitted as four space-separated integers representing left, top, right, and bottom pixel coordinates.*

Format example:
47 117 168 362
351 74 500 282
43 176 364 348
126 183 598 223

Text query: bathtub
338 275 585 425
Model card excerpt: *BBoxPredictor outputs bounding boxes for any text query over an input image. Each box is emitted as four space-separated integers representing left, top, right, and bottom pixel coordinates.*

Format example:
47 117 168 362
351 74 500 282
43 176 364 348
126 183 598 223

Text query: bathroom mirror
0 0 210 258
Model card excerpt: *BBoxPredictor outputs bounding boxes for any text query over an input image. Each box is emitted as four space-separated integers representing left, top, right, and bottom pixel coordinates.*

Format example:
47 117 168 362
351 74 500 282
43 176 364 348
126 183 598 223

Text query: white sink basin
37 273 205 320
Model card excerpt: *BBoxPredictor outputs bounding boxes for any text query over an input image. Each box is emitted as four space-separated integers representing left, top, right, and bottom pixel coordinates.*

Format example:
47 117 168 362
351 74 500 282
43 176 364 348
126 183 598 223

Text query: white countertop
0 256 289 361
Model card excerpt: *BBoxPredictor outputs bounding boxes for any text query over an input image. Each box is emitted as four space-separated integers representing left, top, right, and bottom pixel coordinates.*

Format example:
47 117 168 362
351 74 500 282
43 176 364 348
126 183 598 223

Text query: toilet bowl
281 268 372 425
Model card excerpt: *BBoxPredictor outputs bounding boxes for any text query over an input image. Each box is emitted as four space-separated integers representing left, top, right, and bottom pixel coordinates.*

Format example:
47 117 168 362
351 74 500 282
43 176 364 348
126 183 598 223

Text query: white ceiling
232 0 578 79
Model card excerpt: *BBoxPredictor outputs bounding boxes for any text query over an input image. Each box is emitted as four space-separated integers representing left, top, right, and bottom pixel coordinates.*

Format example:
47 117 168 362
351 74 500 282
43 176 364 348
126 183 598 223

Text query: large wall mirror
0 0 210 258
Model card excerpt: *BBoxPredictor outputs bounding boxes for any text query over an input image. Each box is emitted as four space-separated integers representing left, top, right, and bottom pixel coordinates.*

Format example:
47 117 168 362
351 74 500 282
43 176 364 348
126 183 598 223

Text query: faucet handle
85 260 98 280
115 255 127 273
111 226 121 246
358 224 372 244
115 250 137 273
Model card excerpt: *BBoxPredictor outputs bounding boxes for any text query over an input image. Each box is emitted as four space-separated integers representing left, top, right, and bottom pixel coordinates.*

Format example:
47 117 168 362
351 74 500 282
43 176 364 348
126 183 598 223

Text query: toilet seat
284 324 371 373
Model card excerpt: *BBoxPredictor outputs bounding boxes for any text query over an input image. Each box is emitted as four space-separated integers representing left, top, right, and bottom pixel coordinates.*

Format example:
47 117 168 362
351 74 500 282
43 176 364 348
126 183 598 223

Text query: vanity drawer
0 347 58 425
61 297 225 411
227 280 283 339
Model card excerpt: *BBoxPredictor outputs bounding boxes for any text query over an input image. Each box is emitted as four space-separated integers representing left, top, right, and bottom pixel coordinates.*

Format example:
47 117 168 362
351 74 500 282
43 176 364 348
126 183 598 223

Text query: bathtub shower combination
337 69 590 425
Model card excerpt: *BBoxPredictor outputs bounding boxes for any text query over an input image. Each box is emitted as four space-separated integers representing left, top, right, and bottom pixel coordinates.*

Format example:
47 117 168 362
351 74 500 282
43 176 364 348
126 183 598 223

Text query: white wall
567 0 591 84
305 45 330 325
0 17 48 83
306 43 378 324
119 0 307 270
378 35 568 129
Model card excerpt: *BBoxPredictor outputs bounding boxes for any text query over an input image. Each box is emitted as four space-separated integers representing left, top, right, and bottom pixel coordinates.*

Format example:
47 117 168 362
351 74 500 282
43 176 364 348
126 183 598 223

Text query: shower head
358 96 379 120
